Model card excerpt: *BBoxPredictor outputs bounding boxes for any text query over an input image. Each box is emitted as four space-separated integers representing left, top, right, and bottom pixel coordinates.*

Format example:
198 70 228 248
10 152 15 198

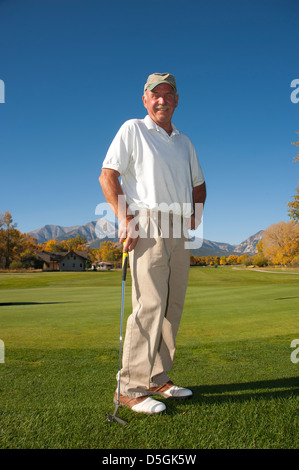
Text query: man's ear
142 93 147 109
175 93 179 108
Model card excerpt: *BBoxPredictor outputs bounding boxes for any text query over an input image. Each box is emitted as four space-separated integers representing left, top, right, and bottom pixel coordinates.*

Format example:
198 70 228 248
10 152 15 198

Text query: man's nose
158 95 166 104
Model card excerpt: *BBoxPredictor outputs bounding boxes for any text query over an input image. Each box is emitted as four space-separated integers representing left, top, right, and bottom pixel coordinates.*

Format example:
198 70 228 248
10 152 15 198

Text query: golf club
107 244 128 426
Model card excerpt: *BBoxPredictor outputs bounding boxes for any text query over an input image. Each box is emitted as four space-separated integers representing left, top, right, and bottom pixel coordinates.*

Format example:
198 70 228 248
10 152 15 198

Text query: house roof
59 251 88 262
36 250 88 263
36 251 64 263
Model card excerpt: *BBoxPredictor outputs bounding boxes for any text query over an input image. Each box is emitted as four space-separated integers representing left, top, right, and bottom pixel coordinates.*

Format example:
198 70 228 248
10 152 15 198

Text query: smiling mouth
156 107 170 111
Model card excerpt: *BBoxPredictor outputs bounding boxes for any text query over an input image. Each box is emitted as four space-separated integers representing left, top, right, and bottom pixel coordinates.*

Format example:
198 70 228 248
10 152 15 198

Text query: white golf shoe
148 380 193 399
114 392 166 414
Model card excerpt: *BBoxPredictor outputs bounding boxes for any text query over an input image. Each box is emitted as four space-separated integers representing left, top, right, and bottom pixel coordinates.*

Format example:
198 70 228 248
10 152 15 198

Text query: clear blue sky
0 0 298 245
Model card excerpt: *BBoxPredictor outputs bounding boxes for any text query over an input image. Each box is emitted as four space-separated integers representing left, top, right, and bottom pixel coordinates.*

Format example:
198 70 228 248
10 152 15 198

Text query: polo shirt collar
144 115 180 137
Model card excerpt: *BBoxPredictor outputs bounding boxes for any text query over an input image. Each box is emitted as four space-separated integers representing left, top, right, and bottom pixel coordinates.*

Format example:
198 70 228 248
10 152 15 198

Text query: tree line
190 253 269 267
1 209 297 270
0 211 122 270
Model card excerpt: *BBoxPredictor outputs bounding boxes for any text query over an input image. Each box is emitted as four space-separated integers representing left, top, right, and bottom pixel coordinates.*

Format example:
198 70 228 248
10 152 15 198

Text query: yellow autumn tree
99 241 122 262
88 248 101 264
42 236 87 253
190 254 196 266
0 211 41 268
237 254 250 265
227 255 239 265
287 131 299 221
287 186 299 222
262 221 299 265
65 235 87 251
0 211 18 268
291 130 299 162
43 239 66 252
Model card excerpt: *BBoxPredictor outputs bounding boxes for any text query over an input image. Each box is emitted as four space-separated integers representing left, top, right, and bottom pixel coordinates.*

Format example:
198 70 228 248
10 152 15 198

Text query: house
59 250 88 271
36 251 62 271
96 261 113 270
36 250 88 271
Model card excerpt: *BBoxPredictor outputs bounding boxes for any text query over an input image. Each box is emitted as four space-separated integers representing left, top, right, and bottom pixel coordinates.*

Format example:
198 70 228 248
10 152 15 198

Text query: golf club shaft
116 249 128 405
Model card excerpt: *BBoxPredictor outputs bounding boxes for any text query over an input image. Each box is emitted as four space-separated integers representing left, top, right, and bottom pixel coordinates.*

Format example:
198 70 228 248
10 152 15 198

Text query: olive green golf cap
144 73 177 92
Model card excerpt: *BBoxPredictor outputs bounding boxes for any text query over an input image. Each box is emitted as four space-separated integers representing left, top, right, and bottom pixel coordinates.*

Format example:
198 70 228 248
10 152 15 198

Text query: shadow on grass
0 302 75 306
189 376 299 404
275 297 299 300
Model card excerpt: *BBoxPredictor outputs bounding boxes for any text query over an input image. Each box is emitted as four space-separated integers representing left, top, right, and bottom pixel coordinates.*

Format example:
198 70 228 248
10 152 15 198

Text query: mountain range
28 219 263 257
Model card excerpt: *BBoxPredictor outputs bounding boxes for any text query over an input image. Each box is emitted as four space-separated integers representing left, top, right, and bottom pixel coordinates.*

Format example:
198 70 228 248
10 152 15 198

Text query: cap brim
147 80 176 91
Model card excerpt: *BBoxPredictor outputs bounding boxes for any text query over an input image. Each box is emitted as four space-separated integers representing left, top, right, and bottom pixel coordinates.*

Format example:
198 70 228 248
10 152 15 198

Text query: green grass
0 267 298 449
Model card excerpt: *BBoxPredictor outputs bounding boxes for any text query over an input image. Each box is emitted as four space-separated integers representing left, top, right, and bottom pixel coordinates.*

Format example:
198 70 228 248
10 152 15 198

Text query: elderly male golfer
99 73 206 415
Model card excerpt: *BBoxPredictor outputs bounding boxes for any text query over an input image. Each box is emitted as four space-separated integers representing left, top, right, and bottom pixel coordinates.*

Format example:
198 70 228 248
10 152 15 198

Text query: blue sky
0 0 298 245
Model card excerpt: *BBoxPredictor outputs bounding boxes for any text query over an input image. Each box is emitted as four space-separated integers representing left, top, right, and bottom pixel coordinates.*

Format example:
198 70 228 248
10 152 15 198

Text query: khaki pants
119 212 190 398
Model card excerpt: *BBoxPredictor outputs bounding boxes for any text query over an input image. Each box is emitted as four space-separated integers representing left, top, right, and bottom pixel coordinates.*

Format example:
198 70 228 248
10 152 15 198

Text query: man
99 73 206 415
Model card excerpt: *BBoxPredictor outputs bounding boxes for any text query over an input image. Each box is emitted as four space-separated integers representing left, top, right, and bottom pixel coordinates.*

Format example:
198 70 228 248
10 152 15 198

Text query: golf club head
107 413 127 426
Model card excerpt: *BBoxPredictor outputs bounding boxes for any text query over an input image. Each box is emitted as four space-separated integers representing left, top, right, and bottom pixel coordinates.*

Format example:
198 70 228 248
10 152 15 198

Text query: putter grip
122 253 128 281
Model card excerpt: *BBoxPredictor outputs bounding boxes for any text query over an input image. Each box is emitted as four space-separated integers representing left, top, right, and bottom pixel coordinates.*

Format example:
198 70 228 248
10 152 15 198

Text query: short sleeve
189 141 205 187
102 121 134 176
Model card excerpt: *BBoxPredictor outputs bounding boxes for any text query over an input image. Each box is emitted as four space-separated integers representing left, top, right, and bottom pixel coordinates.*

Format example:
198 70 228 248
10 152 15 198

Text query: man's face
142 83 179 130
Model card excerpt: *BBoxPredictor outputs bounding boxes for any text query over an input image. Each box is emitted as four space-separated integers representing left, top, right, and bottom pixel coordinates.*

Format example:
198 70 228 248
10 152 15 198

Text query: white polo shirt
102 115 205 217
